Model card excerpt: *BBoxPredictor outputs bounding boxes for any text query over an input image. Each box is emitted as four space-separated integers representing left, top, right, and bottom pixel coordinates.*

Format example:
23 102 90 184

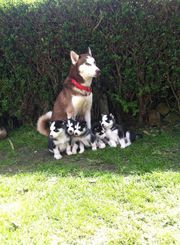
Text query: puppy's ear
81 121 87 127
88 47 92 56
70 51 79 65
109 113 114 119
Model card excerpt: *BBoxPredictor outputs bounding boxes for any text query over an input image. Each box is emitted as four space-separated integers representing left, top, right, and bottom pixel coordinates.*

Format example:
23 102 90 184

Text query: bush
0 0 179 126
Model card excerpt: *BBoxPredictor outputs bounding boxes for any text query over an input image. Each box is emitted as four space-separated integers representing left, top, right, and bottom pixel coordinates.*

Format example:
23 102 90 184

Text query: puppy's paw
109 141 117 147
66 150 73 156
79 149 85 154
54 154 62 160
72 149 77 155
99 142 106 149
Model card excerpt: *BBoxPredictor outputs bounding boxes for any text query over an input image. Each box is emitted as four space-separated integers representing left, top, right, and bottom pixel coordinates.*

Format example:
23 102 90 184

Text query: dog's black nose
96 69 101 76
74 132 78 136
69 130 73 134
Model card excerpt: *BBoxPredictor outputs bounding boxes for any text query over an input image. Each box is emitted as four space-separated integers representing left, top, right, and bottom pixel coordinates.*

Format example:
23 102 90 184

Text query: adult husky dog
37 48 100 136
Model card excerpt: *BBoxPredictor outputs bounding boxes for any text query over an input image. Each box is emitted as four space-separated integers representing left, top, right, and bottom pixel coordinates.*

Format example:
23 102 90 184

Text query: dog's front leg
85 110 91 129
67 106 75 120
79 142 85 154
91 141 97 151
72 142 79 154
66 142 72 155
53 146 62 160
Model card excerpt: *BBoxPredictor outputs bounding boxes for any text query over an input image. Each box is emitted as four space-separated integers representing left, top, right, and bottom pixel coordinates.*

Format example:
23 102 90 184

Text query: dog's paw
79 149 85 154
72 150 77 155
121 142 131 149
92 146 97 151
54 154 62 160
99 142 106 149
66 151 73 156
109 141 117 147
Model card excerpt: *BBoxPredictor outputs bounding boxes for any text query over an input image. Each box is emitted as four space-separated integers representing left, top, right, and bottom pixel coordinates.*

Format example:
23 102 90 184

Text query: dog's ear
109 113 115 119
70 51 79 65
81 120 87 127
88 47 92 56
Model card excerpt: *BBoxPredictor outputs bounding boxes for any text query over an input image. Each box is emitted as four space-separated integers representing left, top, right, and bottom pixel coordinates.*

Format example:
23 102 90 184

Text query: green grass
0 126 180 244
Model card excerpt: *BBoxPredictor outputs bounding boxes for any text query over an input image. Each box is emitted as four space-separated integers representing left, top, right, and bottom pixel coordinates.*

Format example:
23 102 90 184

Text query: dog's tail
37 111 52 136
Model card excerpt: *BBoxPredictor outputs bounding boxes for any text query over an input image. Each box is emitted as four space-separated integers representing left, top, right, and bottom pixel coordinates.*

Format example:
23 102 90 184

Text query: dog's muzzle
95 69 101 77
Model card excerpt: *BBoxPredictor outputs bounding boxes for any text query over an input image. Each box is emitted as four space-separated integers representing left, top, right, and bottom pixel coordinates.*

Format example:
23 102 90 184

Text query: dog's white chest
106 129 118 142
72 94 92 115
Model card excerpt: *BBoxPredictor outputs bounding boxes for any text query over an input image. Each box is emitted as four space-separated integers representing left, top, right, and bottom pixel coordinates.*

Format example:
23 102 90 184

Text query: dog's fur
37 48 100 136
66 118 76 136
101 114 138 148
49 120 72 159
71 120 97 154
92 122 106 149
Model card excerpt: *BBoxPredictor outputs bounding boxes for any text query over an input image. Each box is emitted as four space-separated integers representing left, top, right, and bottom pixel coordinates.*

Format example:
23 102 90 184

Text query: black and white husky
92 122 106 149
48 121 72 159
101 114 138 148
66 118 76 136
71 120 97 154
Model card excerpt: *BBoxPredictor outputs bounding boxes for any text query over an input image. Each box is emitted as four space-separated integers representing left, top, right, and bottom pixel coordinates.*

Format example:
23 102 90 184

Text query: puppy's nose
96 69 101 76
49 135 53 139
101 123 104 127
69 130 73 134
74 132 78 136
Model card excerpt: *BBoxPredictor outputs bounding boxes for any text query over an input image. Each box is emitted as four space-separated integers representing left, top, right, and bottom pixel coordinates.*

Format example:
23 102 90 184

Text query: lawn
0 126 180 244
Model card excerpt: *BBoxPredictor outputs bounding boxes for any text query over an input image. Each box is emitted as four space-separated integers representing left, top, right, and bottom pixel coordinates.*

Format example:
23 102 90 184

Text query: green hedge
0 0 179 126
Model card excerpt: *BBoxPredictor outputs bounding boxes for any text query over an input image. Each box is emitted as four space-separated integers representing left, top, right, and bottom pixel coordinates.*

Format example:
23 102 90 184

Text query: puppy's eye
85 62 91 66
54 129 58 132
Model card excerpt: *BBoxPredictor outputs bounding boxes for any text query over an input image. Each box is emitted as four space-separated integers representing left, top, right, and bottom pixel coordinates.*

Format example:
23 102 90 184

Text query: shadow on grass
0 131 179 177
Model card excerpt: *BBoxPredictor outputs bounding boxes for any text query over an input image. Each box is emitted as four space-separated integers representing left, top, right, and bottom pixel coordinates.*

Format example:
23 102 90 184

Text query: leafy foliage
0 0 179 126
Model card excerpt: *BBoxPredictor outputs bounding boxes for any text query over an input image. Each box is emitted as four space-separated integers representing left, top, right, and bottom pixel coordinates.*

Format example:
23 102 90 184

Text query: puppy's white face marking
79 56 100 84
74 122 87 136
66 119 75 135
50 121 64 139
101 115 114 129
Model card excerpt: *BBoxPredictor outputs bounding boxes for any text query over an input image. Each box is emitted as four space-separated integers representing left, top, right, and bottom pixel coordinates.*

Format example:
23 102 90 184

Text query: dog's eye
54 129 59 132
85 62 91 66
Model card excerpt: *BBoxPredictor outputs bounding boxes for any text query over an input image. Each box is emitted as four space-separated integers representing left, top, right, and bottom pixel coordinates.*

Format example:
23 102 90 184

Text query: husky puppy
49 121 72 159
37 48 101 137
92 122 106 149
71 120 97 154
101 114 136 148
66 118 76 136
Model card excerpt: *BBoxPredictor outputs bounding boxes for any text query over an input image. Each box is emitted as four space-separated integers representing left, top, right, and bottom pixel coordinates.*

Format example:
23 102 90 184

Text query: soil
0 147 118 175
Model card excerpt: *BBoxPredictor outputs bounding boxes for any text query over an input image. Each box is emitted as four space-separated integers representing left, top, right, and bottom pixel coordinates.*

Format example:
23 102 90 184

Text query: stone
156 103 170 116
0 127 7 139
163 112 180 125
148 109 161 127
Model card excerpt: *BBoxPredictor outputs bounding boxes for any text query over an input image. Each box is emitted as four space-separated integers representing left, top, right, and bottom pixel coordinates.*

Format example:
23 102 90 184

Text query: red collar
71 79 92 93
